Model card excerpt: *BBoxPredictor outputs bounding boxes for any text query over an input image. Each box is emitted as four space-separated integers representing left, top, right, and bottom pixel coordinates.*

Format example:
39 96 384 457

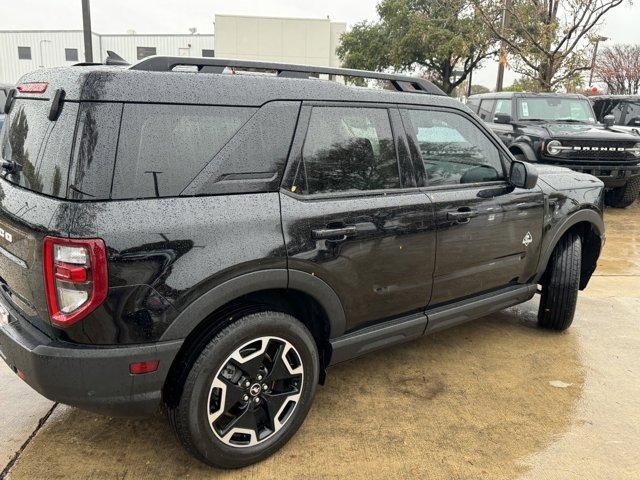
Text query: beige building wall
214 15 346 67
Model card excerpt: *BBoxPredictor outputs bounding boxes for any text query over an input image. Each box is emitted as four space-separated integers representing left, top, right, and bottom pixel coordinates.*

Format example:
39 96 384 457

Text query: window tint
137 47 157 60
18 46 31 60
593 99 625 124
466 98 480 113
403 109 505 186
112 104 254 199
189 101 300 195
293 107 400 195
494 99 512 116
478 100 495 120
1 99 77 197
202 49 215 57
624 101 640 126
65 48 79 62
68 103 122 200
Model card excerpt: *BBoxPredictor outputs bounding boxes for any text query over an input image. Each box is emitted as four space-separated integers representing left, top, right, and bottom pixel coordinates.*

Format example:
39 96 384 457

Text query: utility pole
496 0 511 92
589 35 608 86
82 0 93 62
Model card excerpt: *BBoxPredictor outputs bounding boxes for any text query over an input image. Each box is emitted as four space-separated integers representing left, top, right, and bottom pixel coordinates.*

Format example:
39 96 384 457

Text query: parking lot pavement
3 202 640 480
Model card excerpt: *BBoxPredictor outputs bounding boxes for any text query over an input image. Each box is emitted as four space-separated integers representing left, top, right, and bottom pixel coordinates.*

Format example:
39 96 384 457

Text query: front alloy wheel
208 336 304 447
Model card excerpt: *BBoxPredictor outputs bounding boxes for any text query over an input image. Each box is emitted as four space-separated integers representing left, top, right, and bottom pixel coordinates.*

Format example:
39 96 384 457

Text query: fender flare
534 209 605 283
160 269 346 341
508 141 538 162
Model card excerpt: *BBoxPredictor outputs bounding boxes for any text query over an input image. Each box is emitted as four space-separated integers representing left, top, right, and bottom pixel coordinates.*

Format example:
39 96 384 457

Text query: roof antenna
105 50 130 66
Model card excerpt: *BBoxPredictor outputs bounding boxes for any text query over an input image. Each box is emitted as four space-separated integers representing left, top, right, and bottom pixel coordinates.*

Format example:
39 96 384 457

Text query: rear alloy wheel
168 311 319 468
605 176 640 208
208 336 304 447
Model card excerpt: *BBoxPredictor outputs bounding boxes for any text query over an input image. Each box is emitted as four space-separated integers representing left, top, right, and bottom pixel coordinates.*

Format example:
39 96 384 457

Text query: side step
329 284 536 366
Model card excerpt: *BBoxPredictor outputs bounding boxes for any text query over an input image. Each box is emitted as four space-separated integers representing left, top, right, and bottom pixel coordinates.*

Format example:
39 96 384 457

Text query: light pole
39 39 51 68
589 35 609 87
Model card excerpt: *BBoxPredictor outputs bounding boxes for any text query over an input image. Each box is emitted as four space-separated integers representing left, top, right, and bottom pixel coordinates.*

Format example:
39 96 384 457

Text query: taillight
17 82 48 94
43 237 108 327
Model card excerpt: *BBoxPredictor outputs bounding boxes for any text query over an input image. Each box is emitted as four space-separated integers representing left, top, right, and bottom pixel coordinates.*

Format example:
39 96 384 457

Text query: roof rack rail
130 56 445 96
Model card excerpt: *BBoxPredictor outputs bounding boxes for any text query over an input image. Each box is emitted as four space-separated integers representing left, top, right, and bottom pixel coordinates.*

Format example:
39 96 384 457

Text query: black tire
605 176 640 208
167 311 319 468
537 233 581 331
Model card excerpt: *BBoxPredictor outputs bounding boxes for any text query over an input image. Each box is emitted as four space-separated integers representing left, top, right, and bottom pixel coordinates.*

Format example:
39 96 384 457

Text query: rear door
400 106 544 306
0 96 79 334
280 103 436 332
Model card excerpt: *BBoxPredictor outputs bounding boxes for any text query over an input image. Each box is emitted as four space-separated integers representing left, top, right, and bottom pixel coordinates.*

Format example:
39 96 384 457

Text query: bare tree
474 0 626 91
595 44 640 94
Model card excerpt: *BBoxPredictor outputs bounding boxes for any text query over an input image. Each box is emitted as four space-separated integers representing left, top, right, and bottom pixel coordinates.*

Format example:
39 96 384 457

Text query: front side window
403 109 505 186
624 101 640 126
112 104 255 199
494 99 512 116
137 46 157 60
293 107 400 195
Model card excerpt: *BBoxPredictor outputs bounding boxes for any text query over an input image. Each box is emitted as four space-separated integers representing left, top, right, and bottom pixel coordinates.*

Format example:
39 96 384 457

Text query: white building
0 15 346 85
0 30 215 84
214 15 346 67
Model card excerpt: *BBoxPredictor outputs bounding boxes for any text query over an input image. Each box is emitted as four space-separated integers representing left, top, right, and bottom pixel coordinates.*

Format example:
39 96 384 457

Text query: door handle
446 208 478 223
312 226 357 240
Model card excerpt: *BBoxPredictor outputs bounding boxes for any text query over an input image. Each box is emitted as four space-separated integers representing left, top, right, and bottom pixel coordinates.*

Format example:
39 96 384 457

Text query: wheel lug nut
257 374 263 381
253 397 260 404
262 383 268 390
243 394 249 402
244 381 251 388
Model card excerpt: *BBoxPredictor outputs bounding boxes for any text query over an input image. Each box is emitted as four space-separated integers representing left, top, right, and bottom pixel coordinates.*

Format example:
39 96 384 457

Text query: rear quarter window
0 98 77 198
111 104 255 199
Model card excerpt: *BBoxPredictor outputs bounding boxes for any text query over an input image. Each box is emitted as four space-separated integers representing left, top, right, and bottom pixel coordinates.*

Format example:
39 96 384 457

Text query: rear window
111 104 255 199
0 98 77 198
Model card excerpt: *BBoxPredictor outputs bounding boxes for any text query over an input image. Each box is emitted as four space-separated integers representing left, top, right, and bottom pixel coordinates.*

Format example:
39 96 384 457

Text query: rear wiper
1 160 22 174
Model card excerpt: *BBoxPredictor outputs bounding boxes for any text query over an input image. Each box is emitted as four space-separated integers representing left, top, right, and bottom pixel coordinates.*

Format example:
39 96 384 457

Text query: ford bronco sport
468 92 640 208
0 57 604 468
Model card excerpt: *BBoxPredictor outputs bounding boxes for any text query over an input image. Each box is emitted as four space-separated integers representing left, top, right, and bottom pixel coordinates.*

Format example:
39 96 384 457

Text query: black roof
468 91 588 100
15 56 466 110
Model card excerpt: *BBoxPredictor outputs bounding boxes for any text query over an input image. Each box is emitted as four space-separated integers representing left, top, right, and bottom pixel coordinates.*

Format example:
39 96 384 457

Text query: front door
400 107 544 306
280 104 436 331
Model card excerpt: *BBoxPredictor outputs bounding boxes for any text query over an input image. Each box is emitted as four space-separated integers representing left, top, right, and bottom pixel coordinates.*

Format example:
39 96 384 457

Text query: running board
329 284 536 366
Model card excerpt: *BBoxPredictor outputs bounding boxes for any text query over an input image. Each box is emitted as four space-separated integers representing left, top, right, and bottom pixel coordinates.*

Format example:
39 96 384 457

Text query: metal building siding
0 31 214 84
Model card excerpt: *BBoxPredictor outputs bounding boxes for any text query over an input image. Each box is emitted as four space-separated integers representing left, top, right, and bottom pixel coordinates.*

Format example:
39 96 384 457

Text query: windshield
516 97 596 123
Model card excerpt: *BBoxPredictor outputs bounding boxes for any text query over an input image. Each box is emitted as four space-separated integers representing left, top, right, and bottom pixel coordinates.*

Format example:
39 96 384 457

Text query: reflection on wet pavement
6 203 640 480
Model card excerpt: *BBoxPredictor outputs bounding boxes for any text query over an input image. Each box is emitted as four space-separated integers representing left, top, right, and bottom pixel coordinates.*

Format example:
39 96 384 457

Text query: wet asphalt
1 201 639 480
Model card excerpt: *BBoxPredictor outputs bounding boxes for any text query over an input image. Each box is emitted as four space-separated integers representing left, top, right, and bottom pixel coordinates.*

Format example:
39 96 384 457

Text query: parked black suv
591 94 640 135
468 92 640 208
0 58 605 468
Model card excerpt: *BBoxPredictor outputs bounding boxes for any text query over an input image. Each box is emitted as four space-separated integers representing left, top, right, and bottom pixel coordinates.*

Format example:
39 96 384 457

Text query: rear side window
68 103 122 200
292 106 400 195
478 100 495 120
494 99 512 116
0 99 77 198
111 104 255 199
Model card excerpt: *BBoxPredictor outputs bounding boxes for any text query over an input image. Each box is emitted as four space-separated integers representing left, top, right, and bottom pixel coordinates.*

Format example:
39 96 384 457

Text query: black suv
591 95 640 135
468 92 640 208
0 58 605 468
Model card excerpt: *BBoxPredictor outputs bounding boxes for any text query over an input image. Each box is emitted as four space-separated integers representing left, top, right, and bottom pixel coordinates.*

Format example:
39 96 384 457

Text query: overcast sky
3 0 639 88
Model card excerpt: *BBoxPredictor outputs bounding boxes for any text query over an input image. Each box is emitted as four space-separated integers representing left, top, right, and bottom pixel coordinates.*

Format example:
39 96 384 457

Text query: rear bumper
0 307 182 417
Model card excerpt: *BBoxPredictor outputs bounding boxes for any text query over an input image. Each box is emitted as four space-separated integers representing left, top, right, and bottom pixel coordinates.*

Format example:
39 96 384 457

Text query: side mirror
494 113 512 124
509 160 538 189
603 114 615 128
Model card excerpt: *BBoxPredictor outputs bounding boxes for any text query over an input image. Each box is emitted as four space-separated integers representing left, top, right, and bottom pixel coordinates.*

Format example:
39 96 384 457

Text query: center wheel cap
249 383 262 396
